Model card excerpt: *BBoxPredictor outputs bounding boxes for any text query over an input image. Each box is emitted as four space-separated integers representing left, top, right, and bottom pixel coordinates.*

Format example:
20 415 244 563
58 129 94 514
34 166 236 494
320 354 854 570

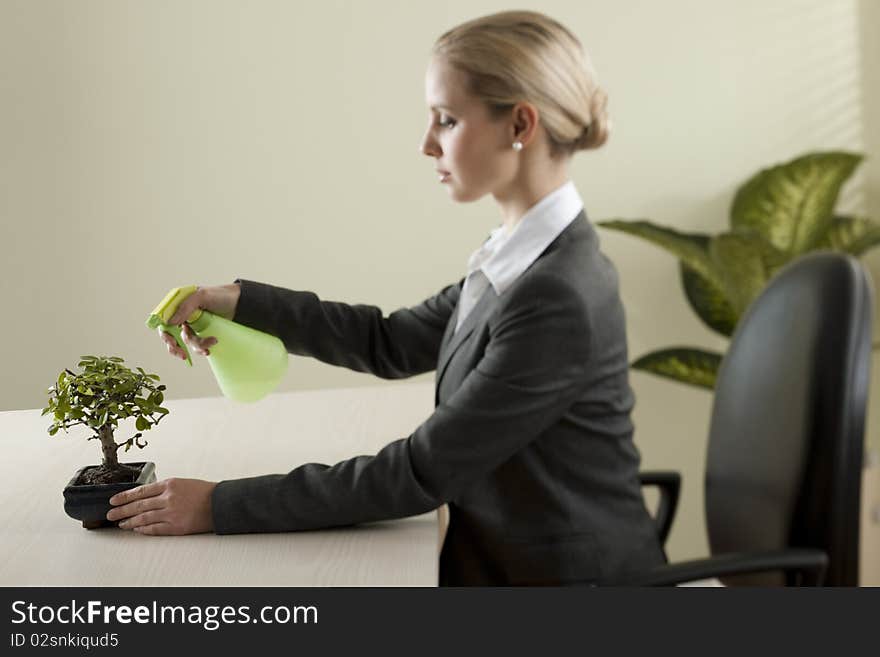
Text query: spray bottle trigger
164 323 193 367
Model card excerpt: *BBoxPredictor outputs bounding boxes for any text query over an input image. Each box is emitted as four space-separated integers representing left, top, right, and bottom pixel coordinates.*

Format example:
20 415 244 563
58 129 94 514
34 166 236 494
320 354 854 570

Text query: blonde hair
432 10 609 158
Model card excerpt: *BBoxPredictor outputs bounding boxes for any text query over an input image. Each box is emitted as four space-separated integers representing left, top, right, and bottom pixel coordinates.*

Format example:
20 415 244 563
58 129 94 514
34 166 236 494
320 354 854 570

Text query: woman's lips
437 170 451 183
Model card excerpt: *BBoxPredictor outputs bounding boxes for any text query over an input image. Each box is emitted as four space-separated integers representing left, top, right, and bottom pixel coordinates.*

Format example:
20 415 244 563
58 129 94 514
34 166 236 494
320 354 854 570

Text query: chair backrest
705 251 873 585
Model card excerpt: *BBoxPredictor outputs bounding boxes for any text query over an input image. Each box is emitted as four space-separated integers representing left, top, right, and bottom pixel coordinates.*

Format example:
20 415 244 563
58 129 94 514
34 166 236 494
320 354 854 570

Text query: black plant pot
63 462 157 529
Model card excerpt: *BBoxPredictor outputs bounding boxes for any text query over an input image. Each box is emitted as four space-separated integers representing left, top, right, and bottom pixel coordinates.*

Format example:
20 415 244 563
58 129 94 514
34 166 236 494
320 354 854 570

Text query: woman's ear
511 102 540 146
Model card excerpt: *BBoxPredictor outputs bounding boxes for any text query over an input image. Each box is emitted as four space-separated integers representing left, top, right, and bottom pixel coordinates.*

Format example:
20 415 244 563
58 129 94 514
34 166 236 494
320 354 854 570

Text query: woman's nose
420 130 440 158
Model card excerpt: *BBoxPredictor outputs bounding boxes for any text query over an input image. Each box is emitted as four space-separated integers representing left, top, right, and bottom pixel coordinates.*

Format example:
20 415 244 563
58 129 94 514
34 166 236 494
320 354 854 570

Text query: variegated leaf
815 215 880 256
730 151 862 255
632 347 723 390
679 262 738 337
597 220 721 289
709 231 781 316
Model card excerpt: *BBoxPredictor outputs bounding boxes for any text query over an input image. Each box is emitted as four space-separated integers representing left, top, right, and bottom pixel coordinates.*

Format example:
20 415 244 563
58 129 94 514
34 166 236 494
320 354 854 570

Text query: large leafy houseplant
599 151 880 390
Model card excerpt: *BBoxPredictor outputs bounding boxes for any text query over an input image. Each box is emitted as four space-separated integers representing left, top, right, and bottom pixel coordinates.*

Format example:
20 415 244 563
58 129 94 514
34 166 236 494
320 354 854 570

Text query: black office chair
630 251 874 586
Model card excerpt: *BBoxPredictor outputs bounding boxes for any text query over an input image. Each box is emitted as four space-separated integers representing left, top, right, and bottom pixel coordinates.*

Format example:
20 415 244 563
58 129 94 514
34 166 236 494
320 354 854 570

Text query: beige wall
859 0 880 583
1 0 876 564
862 0 880 221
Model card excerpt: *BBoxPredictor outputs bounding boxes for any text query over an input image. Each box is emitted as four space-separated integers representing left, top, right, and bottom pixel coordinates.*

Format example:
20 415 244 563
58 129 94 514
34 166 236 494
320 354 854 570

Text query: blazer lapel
438 303 459 360
433 211 591 402
436 284 499 389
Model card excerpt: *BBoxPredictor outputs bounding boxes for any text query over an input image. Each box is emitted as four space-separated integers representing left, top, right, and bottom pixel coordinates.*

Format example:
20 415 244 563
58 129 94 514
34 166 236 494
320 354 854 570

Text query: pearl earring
512 141 523 152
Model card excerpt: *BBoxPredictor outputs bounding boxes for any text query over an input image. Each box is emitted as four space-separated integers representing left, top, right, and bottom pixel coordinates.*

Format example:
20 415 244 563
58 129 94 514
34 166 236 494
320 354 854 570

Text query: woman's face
421 57 516 202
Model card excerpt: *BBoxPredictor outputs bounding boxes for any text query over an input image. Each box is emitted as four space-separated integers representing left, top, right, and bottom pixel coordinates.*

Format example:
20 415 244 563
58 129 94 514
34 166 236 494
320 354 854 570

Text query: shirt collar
473 180 583 295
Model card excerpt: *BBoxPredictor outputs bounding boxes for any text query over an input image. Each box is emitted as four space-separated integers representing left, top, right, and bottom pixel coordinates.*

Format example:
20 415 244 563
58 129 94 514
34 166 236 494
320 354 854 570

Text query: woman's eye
438 116 456 128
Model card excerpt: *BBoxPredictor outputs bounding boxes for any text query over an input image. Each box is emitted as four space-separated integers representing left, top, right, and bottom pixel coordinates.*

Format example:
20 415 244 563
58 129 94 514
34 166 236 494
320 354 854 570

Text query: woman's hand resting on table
158 283 241 360
106 478 218 535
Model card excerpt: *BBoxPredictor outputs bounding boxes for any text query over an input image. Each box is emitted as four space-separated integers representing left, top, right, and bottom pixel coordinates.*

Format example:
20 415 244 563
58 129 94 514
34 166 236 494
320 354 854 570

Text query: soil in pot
74 463 143 486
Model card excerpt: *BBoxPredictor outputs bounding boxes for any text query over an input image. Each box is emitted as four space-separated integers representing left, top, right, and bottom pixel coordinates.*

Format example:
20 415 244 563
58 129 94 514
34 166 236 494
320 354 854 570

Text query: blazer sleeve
231 278 462 379
211 272 592 534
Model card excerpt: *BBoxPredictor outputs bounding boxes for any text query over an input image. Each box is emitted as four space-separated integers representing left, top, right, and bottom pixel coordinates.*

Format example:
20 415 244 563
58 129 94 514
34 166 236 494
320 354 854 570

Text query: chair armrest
613 548 828 586
638 470 681 546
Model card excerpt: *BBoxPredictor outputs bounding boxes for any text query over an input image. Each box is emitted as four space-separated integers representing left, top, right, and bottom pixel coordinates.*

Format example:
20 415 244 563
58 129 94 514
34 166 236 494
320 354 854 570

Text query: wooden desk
0 381 444 586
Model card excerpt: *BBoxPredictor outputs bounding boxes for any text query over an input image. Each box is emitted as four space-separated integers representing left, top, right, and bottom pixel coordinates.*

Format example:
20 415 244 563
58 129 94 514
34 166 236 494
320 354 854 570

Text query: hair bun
577 87 610 150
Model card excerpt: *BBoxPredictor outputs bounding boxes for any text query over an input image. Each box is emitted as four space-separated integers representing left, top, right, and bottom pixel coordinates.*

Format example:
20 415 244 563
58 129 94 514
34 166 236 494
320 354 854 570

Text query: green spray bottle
146 285 288 403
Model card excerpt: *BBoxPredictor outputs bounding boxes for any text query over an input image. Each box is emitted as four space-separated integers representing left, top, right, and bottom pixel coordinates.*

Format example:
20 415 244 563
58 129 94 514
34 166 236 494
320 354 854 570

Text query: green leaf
679 263 739 337
632 347 723 390
598 220 725 292
730 151 862 255
48 424 59 436
45 357 171 449
709 232 780 316
815 215 880 256
112 381 135 396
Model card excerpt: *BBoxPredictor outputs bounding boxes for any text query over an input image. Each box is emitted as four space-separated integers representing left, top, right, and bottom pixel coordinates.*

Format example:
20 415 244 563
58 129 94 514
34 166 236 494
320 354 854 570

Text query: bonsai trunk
75 425 140 486
98 425 120 470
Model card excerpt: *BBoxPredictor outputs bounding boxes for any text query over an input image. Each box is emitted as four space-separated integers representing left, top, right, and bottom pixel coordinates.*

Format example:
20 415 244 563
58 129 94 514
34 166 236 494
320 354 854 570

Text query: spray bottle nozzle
146 285 203 367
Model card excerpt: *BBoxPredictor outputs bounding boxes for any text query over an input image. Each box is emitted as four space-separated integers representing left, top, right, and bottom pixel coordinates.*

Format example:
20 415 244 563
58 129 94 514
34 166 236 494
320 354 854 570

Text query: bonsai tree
42 355 169 484
598 151 880 389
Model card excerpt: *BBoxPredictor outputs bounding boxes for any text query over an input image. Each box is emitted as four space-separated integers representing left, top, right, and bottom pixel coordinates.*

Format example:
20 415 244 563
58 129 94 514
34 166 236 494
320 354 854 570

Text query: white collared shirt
454 180 584 333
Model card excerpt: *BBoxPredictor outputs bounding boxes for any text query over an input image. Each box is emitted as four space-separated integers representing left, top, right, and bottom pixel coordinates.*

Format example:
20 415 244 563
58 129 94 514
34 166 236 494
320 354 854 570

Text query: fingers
168 287 202 325
181 324 218 357
159 328 188 360
156 285 219 359
116 509 164 528
106 495 166 522
132 523 175 536
109 481 165 506
157 327 218 360
107 479 175 532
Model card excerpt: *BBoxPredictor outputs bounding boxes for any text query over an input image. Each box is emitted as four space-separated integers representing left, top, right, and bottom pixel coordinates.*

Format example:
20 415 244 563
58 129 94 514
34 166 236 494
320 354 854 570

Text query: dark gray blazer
212 211 666 585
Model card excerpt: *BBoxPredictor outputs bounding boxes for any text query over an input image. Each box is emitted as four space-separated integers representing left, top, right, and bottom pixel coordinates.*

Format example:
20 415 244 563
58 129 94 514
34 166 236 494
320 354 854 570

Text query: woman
107 10 666 586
